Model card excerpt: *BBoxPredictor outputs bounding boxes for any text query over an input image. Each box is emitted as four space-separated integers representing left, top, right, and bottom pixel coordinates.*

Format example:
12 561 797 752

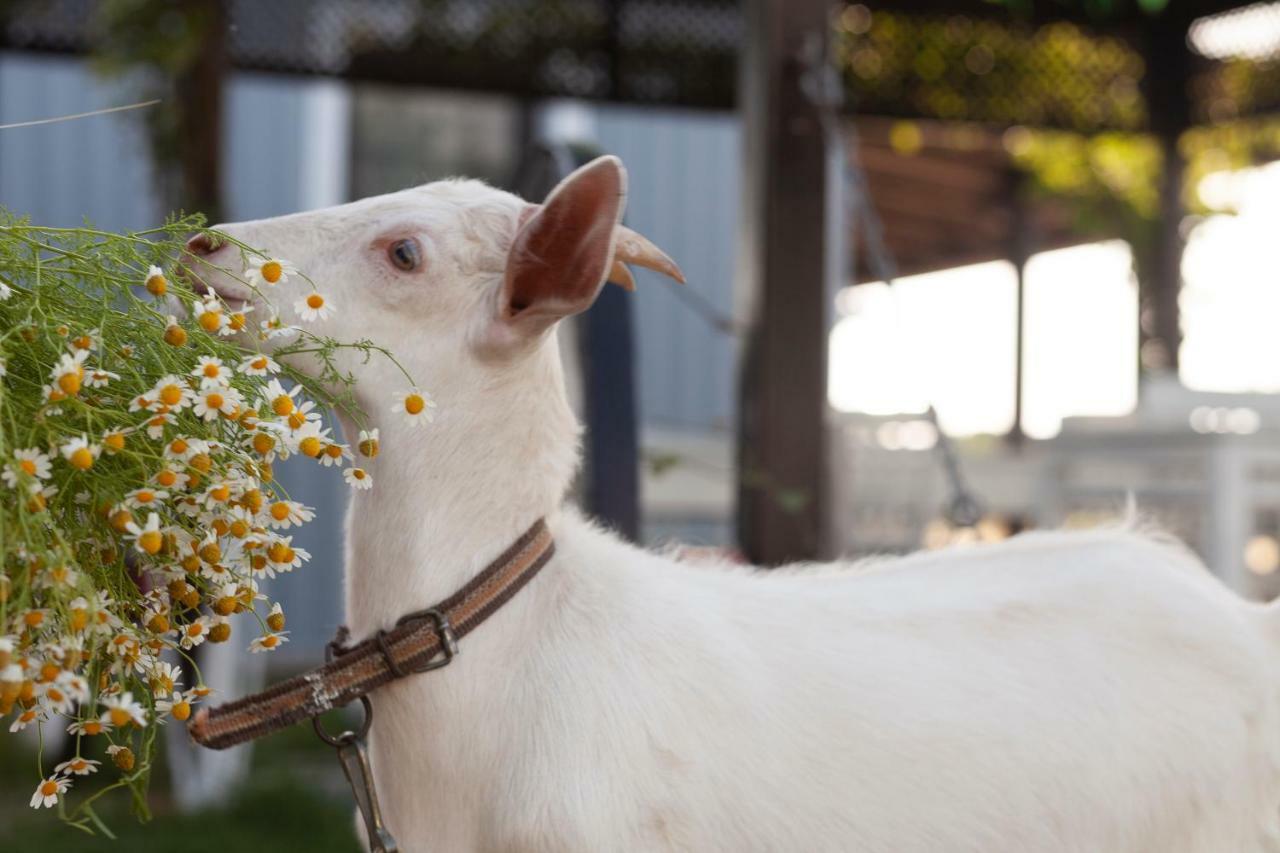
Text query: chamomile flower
344 467 373 490
0 278 12 300
318 441 353 468
244 257 297 288
192 385 243 421
249 631 290 653
265 500 314 529
122 487 169 510
123 513 164 556
150 375 193 411
49 350 88 396
294 291 335 322
193 295 227 335
156 689 193 721
54 757 100 776
67 719 110 737
191 355 232 386
142 411 176 440
259 314 300 340
179 616 212 650
99 691 147 728
238 353 280 376
10 706 43 733
68 328 101 352
357 428 380 458
263 535 309 575
60 436 101 471
144 264 167 296
261 379 301 418
85 367 120 388
392 388 437 427
3 448 52 488
226 303 255 333
29 776 69 809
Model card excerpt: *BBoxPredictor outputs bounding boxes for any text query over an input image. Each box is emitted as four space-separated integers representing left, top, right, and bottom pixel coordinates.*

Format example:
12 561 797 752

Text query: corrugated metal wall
592 103 741 435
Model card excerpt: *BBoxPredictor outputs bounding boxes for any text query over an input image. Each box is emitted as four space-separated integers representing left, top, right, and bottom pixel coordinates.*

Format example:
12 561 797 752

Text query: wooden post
1141 13 1192 374
736 0 833 564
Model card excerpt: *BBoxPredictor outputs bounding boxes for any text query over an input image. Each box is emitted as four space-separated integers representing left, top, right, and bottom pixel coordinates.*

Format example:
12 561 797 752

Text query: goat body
192 157 1280 852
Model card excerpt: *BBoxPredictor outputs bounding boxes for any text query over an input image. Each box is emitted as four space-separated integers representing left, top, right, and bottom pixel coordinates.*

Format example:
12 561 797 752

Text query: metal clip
314 696 398 853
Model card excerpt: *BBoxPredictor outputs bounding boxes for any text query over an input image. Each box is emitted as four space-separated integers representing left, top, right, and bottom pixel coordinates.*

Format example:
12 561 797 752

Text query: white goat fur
202 159 1280 852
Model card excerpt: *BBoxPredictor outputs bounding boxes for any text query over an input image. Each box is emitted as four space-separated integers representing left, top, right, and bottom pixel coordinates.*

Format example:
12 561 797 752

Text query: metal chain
801 30 985 529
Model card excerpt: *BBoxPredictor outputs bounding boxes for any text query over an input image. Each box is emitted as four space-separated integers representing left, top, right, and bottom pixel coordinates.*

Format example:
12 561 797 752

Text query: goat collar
188 518 556 750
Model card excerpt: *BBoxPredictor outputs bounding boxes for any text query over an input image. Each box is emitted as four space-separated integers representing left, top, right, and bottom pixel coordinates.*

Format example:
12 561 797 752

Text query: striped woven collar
189 518 556 750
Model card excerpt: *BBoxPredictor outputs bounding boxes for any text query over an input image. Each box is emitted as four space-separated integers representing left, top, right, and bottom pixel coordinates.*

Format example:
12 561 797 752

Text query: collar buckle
393 607 458 673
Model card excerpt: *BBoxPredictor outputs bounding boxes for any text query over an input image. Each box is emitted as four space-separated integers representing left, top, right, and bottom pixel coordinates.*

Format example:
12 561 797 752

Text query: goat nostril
185 234 219 256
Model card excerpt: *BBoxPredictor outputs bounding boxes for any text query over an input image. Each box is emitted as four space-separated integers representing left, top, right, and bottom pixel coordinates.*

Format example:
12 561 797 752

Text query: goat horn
608 261 637 291
614 225 686 284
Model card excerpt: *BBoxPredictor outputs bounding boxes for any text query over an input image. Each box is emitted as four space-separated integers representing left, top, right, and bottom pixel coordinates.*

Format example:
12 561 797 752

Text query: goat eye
388 238 421 272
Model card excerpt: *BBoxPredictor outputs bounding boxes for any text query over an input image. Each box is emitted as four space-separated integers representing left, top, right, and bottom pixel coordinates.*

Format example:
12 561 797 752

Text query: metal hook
313 695 398 852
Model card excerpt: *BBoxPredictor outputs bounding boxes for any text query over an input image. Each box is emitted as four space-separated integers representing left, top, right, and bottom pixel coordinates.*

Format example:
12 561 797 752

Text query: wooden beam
736 0 833 564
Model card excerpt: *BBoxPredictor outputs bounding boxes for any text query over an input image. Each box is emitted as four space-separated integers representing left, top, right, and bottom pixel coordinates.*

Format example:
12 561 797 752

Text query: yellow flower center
203 363 221 378
269 502 291 521
146 273 167 295
70 609 89 632
261 261 283 283
404 394 425 415
110 509 133 533
252 434 276 455
324 444 344 459
288 411 307 429
251 357 268 370
229 519 250 538
40 662 60 682
267 543 295 564
352 469 367 480
138 530 163 555
299 436 322 457
104 432 125 452
306 293 324 310
24 611 44 627
72 335 92 350
39 780 59 797
205 392 225 410
69 447 94 470
187 623 205 638
19 459 36 475
172 701 191 721
46 388 67 403
210 484 231 502
82 721 102 736
108 707 132 728
156 470 177 487
170 438 189 455
58 372 82 395
164 324 188 347
200 542 222 563
135 490 155 504
190 453 212 473
47 686 65 703
159 384 184 406
272 395 294 417
198 311 222 332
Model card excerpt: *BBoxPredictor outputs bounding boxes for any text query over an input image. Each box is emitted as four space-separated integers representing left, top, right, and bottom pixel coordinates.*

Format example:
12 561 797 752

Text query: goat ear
497 155 626 338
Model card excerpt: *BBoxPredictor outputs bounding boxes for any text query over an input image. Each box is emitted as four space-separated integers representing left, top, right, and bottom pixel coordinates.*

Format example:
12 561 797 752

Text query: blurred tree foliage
91 0 228 220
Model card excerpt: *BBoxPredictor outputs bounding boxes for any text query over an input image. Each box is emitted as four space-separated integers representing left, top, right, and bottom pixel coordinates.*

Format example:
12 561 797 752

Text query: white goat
191 157 1280 852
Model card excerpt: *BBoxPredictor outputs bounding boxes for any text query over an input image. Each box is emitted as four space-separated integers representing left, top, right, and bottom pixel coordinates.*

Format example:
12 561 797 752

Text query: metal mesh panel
1 0 1277 128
